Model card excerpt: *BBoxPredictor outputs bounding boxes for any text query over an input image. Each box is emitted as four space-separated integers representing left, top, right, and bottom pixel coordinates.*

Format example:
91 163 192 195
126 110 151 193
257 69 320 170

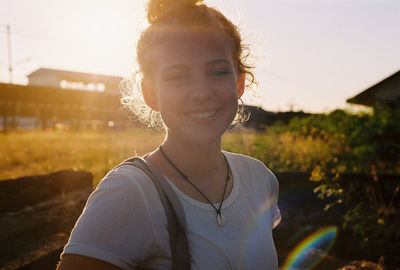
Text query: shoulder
223 151 276 178
223 151 264 166
99 161 155 191
76 160 166 225
80 162 159 210
86 161 166 217
223 151 279 193
62 161 170 269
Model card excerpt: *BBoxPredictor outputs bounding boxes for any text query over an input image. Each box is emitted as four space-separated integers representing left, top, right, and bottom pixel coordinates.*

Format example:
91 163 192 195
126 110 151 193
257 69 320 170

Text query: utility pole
7 25 13 84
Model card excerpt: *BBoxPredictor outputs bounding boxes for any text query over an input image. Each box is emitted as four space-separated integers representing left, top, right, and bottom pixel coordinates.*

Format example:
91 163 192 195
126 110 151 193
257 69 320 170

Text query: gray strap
118 157 190 270
140 159 187 229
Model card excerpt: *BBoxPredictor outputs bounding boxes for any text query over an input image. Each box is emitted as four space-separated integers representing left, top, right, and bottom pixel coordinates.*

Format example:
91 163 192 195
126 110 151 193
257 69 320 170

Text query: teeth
188 110 217 119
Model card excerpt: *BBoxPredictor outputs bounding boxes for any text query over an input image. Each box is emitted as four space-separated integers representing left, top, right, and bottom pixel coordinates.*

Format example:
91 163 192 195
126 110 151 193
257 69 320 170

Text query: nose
189 75 212 101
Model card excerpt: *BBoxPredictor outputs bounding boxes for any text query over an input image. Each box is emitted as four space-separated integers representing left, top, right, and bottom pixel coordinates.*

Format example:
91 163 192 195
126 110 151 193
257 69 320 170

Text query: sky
0 0 399 113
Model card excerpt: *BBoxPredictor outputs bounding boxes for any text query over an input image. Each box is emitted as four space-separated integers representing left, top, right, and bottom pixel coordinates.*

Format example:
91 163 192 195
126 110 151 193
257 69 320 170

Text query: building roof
27 68 123 82
347 70 400 107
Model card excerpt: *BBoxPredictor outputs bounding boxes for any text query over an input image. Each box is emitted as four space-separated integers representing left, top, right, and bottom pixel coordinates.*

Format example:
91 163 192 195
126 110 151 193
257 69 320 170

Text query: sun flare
78 11 126 54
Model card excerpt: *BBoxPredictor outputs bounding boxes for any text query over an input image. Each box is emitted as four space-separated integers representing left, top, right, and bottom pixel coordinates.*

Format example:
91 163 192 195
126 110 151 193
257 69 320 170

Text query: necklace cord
158 145 230 215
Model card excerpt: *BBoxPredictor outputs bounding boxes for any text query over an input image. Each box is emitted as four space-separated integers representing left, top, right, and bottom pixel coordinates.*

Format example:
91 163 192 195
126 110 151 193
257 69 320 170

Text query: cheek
218 80 241 102
157 87 181 111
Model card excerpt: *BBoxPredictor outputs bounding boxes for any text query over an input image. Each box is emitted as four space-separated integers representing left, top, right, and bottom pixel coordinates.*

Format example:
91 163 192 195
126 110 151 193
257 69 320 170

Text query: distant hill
242 105 311 130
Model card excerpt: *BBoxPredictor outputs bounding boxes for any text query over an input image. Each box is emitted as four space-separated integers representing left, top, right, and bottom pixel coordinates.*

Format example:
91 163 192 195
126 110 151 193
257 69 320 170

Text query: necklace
159 145 230 227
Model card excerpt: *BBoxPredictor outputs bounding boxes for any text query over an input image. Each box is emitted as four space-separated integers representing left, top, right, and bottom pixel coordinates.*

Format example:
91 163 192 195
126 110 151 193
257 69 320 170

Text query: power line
0 23 53 41
6 24 12 83
0 29 52 41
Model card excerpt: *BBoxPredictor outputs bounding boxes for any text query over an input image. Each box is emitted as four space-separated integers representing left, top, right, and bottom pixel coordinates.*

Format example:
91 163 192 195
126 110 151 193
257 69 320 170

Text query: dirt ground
0 188 91 270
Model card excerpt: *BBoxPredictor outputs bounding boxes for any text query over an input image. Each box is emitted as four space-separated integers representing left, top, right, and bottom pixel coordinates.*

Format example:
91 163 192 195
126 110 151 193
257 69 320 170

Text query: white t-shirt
62 151 281 270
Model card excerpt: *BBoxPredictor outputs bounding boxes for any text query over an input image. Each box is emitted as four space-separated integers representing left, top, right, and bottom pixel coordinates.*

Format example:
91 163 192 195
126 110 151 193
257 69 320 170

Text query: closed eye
210 70 232 76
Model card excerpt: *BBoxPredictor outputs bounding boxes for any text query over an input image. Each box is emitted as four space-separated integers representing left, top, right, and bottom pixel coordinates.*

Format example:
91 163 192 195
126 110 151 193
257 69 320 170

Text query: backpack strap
119 157 190 270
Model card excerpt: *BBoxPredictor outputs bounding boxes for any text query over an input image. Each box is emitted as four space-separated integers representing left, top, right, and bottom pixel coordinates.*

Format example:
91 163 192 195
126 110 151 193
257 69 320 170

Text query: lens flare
241 195 279 267
283 226 338 270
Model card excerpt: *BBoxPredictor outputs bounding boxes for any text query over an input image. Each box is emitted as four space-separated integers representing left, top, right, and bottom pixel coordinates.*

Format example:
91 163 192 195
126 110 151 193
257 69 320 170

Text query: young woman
58 0 281 269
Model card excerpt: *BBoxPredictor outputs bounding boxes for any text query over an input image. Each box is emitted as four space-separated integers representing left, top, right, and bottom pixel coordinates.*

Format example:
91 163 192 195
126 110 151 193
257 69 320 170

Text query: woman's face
143 27 245 146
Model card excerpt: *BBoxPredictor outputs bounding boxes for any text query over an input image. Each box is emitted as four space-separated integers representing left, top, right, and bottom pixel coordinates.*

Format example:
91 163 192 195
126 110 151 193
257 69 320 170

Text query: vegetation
1 107 399 261
274 107 400 260
0 129 163 185
1 127 338 185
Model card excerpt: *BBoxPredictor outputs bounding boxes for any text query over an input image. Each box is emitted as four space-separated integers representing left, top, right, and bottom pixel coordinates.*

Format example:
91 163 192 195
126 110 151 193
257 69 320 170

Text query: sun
78 11 127 54
69 2 147 73
73 0 148 57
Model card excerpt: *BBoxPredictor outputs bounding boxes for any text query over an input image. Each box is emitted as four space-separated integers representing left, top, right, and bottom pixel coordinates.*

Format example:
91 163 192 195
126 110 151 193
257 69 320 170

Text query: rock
338 257 385 270
0 170 92 213
0 187 92 270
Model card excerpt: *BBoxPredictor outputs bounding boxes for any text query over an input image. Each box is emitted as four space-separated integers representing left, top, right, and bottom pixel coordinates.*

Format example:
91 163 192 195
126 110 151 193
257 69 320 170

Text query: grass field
0 128 337 185
0 129 164 185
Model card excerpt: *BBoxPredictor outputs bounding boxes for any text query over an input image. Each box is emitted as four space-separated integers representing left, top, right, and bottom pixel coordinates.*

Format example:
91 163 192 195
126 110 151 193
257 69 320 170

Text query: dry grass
222 130 341 172
1 128 338 185
0 129 163 185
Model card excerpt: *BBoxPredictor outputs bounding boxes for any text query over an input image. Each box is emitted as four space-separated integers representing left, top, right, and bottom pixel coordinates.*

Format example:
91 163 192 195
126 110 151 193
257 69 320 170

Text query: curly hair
121 0 255 130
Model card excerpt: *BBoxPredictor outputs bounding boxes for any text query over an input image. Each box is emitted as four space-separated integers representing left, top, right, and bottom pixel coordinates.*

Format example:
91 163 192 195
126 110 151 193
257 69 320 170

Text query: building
1 68 128 131
27 68 123 94
347 70 400 108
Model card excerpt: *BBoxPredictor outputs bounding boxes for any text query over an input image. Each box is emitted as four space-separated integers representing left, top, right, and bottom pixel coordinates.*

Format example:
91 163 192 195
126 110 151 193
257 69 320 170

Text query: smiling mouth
187 110 217 119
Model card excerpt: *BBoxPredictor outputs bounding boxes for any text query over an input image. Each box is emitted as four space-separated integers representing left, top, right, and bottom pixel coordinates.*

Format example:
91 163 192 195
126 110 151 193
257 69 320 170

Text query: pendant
217 213 226 227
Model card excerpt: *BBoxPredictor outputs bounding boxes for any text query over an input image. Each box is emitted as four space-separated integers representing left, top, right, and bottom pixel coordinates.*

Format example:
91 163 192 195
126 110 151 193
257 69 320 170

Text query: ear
141 79 159 111
237 73 245 99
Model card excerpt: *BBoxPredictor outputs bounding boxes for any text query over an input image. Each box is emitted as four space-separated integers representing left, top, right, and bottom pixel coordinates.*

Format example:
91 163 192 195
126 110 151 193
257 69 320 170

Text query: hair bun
146 0 204 24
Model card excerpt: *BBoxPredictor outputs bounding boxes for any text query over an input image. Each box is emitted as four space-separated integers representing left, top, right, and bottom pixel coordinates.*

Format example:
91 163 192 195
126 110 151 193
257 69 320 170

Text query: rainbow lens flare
282 226 338 270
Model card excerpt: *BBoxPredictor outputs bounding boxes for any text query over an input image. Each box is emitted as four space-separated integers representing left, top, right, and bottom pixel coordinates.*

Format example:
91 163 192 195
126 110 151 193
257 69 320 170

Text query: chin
167 127 225 146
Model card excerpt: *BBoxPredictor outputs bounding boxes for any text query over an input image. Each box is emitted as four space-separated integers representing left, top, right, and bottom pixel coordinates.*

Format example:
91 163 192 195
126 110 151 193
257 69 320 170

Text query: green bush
254 107 400 257
303 107 400 255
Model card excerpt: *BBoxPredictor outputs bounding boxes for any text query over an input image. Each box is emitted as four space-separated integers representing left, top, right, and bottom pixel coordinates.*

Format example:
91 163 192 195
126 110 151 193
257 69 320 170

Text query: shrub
306 107 400 256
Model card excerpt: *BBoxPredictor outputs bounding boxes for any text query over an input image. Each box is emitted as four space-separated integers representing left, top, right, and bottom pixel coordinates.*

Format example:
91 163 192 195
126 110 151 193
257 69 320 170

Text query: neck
160 134 224 178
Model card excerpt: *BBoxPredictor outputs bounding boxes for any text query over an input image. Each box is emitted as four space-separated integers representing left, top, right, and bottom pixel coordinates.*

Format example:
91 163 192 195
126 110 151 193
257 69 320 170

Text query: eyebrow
161 65 188 74
206 59 232 66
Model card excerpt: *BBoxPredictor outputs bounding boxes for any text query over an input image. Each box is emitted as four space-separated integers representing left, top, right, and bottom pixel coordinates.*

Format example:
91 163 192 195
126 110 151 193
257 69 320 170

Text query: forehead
149 27 235 70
